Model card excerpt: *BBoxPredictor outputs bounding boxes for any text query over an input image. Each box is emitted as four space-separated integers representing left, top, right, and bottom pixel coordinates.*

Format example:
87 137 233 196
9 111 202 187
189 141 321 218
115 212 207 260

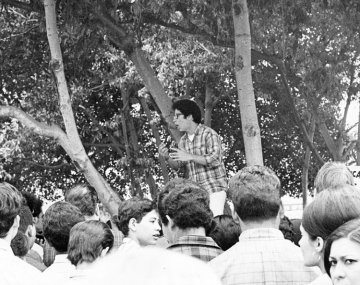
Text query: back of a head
21 191 43 218
76 247 222 285
208 215 241 251
302 185 360 241
0 182 22 238
157 179 212 229
43 201 85 253
172 99 202 124
229 165 281 222
10 205 34 257
116 197 156 236
324 218 360 275
314 161 354 193
67 220 114 266
65 184 98 217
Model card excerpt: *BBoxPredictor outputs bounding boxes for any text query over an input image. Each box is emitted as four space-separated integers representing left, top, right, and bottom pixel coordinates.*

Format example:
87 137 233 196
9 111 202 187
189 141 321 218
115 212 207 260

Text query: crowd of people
1 99 360 285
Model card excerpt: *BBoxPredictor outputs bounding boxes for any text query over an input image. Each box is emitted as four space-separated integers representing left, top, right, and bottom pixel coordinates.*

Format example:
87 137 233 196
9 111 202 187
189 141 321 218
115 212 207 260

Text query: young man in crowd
158 99 227 216
115 197 161 251
10 204 47 271
209 165 318 284
65 184 123 249
0 182 43 284
42 201 84 282
314 161 354 193
158 178 223 262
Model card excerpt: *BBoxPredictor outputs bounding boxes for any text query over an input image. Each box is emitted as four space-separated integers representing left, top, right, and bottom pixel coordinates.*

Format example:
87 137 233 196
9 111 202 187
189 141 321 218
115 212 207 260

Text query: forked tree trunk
43 0 121 215
232 0 263 166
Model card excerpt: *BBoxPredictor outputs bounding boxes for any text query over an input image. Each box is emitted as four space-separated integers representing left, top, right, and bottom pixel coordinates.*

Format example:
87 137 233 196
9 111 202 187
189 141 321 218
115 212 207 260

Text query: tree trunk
43 0 120 215
130 48 181 142
232 0 263 166
140 97 170 183
302 116 316 207
204 82 214 127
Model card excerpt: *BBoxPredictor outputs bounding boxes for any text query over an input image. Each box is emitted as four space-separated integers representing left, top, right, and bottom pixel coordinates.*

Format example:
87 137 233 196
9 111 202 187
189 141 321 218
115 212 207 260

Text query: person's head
76 247 222 285
11 205 36 257
228 165 281 226
207 215 241 251
0 182 22 240
300 185 360 268
157 178 212 243
172 99 201 131
324 218 360 285
116 198 160 246
21 192 44 235
67 220 114 267
43 201 85 253
65 184 99 220
314 161 354 193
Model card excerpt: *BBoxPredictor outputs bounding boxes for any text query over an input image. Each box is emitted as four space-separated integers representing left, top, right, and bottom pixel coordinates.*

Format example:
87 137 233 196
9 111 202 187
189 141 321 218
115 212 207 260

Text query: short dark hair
21 192 43 218
157 179 212 229
302 185 360 241
208 215 241 251
229 165 281 222
116 198 157 236
314 161 354 193
43 201 85 253
67 220 114 266
65 184 98 217
0 182 22 238
324 218 360 276
172 99 202 124
10 205 34 257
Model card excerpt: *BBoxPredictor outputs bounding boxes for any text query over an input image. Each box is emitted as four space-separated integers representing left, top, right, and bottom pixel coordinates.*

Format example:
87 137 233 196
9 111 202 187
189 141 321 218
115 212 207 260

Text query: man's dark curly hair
43 201 84 253
157 178 212 229
172 99 202 124
65 184 98 217
115 198 157 236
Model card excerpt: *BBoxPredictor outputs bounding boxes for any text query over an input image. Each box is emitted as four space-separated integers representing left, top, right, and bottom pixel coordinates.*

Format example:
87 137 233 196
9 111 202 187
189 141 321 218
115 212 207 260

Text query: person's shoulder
0 254 44 284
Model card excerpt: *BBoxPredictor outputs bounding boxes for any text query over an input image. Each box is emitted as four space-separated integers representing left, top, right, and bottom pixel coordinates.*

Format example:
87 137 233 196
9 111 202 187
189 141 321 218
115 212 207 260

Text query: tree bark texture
43 0 121 215
232 0 263 166
302 116 316 208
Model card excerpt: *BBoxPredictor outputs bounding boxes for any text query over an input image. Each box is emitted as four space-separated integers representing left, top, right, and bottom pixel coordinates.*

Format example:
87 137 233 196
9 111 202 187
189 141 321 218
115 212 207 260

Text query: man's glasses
174 113 184 119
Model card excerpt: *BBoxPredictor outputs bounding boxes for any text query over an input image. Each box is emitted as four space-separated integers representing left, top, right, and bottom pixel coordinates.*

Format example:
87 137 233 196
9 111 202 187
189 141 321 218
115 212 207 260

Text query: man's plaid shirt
209 228 319 285
167 235 223 262
178 124 228 194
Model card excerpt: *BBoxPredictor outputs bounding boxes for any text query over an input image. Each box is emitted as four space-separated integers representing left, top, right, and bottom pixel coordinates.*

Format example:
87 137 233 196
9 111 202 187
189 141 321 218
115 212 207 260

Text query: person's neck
318 257 326 274
186 123 199 136
240 218 279 232
174 227 206 241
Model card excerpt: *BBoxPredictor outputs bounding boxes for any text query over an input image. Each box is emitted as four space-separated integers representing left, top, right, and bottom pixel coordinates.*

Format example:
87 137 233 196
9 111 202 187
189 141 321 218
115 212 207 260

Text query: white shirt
42 254 75 284
0 238 44 285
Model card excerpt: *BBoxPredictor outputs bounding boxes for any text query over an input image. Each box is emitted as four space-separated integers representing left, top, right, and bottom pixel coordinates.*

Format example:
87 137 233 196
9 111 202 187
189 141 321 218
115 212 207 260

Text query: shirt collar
54 254 70 264
172 235 221 249
239 228 284 241
185 124 202 140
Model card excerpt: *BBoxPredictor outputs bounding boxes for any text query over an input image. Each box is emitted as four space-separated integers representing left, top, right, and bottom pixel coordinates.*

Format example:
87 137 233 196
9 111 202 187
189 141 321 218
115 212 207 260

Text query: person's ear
315 237 325 253
25 225 36 238
166 215 174 229
128 218 137 232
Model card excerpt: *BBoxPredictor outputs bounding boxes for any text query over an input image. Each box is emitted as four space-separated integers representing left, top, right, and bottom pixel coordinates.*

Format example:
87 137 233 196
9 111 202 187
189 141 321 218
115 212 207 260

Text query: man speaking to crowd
158 99 228 216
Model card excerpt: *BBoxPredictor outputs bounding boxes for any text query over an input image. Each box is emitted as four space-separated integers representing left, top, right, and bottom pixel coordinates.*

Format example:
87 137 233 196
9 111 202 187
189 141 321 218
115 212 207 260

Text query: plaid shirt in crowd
209 228 319 285
167 235 223 262
178 124 227 193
